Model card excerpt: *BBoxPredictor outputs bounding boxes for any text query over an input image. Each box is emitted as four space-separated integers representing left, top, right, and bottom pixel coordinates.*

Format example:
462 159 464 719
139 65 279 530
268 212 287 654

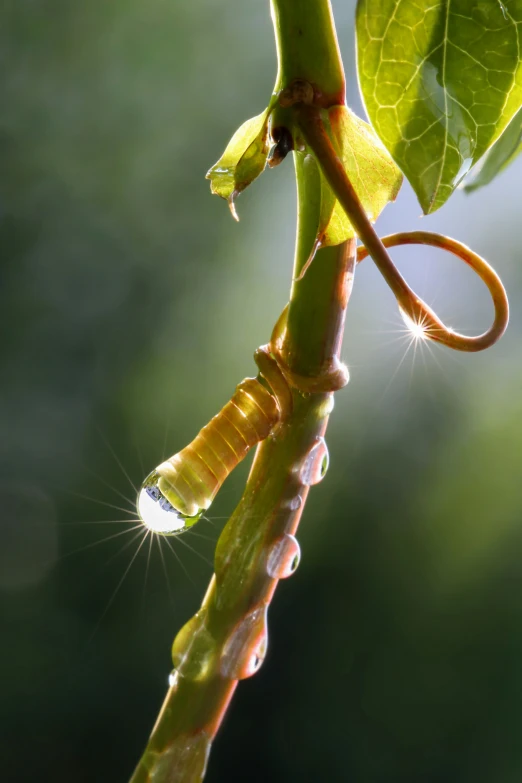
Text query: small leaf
206 110 270 219
465 106 522 192
319 106 403 248
356 0 522 213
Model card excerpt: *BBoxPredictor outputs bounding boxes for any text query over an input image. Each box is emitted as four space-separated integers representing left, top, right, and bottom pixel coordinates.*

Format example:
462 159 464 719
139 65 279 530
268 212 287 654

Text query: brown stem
295 104 509 352
357 232 509 346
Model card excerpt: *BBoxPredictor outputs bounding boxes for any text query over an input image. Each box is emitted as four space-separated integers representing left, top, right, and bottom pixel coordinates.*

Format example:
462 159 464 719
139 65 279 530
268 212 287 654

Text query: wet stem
130 0 511 775
129 1 353 781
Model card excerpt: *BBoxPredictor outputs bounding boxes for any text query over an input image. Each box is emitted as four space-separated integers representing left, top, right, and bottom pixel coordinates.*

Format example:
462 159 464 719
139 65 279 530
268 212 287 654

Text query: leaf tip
228 193 240 222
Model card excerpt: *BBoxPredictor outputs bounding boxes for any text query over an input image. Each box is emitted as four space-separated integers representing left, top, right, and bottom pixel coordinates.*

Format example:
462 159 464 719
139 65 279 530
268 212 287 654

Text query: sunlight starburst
399 307 429 341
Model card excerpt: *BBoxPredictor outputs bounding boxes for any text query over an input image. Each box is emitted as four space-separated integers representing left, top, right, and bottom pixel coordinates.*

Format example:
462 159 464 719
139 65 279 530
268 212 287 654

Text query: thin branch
295 103 509 352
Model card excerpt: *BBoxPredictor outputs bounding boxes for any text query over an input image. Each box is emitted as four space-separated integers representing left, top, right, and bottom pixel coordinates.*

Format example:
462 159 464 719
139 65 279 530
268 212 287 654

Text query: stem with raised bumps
129 1 355 779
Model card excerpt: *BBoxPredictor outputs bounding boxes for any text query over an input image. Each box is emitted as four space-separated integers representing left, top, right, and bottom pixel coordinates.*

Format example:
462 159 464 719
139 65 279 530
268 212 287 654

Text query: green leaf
465 106 522 191
318 106 403 248
206 110 270 219
356 0 522 213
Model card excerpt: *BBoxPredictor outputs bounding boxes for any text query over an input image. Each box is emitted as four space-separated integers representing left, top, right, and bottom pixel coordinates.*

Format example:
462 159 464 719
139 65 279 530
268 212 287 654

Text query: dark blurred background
2 1 522 781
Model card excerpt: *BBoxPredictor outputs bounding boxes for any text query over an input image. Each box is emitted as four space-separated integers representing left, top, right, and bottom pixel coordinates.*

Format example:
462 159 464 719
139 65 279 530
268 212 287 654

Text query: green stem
129 2 353 781
281 151 353 378
295 103 415 307
130 244 356 783
271 0 345 106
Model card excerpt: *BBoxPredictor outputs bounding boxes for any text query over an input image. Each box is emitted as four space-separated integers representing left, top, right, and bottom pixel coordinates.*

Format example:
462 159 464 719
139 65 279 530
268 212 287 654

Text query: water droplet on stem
220 606 268 680
287 494 302 511
299 437 329 486
266 534 301 579
172 611 216 681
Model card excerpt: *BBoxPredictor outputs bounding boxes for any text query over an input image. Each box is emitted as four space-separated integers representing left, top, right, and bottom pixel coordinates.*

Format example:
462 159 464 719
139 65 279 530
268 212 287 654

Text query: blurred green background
2 1 522 781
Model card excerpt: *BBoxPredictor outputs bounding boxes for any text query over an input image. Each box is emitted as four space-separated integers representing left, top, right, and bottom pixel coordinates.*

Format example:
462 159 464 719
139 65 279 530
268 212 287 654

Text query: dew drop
137 469 202 536
320 394 335 417
287 494 302 511
172 611 216 681
266 534 301 579
299 437 329 486
220 606 268 680
168 669 179 688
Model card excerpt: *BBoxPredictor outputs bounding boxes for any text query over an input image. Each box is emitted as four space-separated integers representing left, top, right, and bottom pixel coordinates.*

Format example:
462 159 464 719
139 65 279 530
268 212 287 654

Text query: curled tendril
357 232 509 352
291 96 509 354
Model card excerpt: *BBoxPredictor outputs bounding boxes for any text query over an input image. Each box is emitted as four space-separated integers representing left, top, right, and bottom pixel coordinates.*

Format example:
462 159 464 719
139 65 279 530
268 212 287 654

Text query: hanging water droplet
137 469 202 536
299 437 329 486
266 534 301 579
220 606 268 680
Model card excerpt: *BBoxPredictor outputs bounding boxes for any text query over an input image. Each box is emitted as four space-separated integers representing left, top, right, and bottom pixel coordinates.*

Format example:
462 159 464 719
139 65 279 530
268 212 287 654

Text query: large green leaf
356 0 522 213
465 105 522 191
206 109 270 219
316 105 403 249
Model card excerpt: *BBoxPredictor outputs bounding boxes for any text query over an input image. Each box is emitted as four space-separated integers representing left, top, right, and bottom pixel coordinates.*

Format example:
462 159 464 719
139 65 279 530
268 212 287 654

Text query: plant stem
279 152 352 379
271 0 345 106
129 2 353 780
129 236 356 783
294 105 509 352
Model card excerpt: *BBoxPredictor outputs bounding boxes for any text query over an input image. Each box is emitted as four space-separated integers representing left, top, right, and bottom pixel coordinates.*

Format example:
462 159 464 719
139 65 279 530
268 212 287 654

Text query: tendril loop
356 231 509 352
292 96 509 354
